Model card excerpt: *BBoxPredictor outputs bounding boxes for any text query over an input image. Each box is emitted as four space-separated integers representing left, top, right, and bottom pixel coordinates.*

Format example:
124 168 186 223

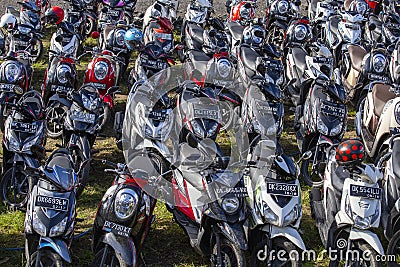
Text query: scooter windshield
42 165 77 191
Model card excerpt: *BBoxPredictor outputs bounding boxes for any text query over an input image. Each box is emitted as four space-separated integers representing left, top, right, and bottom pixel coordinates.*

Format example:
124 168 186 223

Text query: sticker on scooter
266 183 299 197
103 220 132 237
349 185 381 199
35 195 69 212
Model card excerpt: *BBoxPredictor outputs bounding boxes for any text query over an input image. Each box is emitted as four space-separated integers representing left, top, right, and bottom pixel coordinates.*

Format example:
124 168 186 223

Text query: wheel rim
220 244 237 267
46 107 65 136
3 170 28 207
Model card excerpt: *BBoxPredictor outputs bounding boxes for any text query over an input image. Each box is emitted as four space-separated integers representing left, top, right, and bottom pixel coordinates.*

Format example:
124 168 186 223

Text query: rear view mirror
302 151 313 160
78 159 91 174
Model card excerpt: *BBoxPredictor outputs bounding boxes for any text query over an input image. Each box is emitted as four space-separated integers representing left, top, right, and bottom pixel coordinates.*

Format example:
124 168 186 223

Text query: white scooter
310 139 384 266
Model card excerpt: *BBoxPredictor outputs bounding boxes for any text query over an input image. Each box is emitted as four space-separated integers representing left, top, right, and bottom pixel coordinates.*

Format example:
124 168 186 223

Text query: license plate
140 57 167 70
345 23 360 30
70 110 96 123
103 220 132 237
14 40 28 46
155 33 173 41
10 122 37 133
313 57 333 64
0 83 15 92
275 15 288 21
320 3 331 8
350 185 381 199
91 83 107 90
267 182 299 197
321 101 346 117
217 187 248 198
51 85 74 93
264 60 283 70
368 73 389 82
107 10 119 16
193 108 219 120
149 110 167 121
36 195 69 212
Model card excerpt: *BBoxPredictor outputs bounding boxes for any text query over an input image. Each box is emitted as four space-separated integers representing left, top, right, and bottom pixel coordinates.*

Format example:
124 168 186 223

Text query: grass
0 27 389 267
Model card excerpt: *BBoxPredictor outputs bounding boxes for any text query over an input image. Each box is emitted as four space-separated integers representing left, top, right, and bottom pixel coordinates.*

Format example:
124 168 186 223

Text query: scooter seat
372 83 395 117
240 45 259 77
227 21 244 43
188 50 210 77
187 23 204 44
348 45 367 72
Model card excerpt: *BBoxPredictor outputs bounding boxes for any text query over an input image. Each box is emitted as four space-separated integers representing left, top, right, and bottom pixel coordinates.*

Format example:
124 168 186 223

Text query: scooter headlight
49 217 68 237
221 196 240 214
372 54 386 74
317 116 329 135
32 212 46 236
115 29 126 46
163 42 172 53
4 63 20 83
190 119 206 139
395 102 400 125
57 65 72 84
82 94 100 111
207 121 219 137
353 214 372 229
294 25 307 41
277 0 289 14
356 1 368 15
330 122 344 136
217 59 232 79
94 61 109 81
263 203 279 226
114 188 139 221
283 204 301 226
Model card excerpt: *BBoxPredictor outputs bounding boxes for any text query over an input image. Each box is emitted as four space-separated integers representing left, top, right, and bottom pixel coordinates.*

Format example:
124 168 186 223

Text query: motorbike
64 0 97 38
24 148 89 266
0 90 45 208
98 0 137 29
0 49 33 131
340 42 391 106
227 0 256 25
49 21 81 58
143 0 178 29
6 0 42 31
42 49 79 138
264 0 300 51
63 84 120 196
91 159 157 266
310 139 384 266
143 16 174 54
82 45 127 130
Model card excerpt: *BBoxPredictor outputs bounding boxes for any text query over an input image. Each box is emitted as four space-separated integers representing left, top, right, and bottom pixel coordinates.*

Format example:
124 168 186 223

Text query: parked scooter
0 91 45 208
64 0 97 38
310 139 384 266
24 148 89 266
142 0 179 29
91 159 157 266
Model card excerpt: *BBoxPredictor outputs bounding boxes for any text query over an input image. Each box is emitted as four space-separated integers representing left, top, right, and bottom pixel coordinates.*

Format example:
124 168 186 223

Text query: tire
301 152 324 188
30 39 43 63
92 245 126 267
356 90 368 111
45 103 68 139
329 242 381 267
212 238 246 267
0 103 5 132
71 138 90 198
0 167 29 208
98 105 111 132
27 248 66 267
250 237 301 267
387 230 400 267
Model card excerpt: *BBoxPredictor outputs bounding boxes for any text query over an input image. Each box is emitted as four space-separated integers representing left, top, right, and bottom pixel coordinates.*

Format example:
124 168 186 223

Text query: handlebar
102 159 118 168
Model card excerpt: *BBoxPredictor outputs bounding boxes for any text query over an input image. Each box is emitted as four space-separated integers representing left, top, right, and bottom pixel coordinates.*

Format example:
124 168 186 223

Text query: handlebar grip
102 159 118 167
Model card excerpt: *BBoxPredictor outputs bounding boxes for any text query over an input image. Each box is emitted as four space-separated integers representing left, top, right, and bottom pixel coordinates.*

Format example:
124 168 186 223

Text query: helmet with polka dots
335 139 365 165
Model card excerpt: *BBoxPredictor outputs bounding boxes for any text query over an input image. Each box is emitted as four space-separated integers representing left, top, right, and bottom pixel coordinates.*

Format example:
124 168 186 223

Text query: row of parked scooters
1 0 400 266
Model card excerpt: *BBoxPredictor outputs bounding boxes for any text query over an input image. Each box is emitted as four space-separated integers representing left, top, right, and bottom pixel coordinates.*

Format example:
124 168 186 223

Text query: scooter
142 0 178 30
24 148 89 266
310 139 384 266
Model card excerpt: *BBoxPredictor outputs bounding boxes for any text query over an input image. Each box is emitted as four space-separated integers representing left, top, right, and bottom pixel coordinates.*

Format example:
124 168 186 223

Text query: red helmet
335 139 365 165
230 2 255 22
44 6 64 25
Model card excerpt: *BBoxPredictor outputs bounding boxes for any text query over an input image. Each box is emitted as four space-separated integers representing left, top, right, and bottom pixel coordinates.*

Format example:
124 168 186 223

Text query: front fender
349 228 384 255
270 20 288 31
48 94 72 108
215 222 248 251
99 233 136 267
267 225 306 251
38 236 71 263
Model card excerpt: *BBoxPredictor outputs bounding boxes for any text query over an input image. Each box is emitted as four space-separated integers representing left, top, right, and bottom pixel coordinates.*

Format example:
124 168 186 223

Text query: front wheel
30 39 43 63
387 230 400 267
92 245 126 267
212 238 246 267
27 248 66 267
301 153 325 188
45 103 68 139
70 138 90 198
0 167 30 208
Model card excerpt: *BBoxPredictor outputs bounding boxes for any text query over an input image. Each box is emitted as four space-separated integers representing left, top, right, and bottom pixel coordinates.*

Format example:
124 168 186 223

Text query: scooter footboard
100 233 137 267
38 236 71 263
349 228 384 255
